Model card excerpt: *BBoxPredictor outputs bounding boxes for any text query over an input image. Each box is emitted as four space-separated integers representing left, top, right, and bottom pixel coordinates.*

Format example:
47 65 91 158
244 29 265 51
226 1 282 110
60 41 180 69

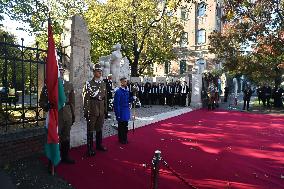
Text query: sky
2 14 35 45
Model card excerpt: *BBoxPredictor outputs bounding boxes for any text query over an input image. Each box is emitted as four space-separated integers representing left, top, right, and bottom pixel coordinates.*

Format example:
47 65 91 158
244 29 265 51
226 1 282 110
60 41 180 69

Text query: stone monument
99 55 111 78
110 43 122 87
191 66 202 108
233 77 238 99
119 57 130 80
61 15 93 147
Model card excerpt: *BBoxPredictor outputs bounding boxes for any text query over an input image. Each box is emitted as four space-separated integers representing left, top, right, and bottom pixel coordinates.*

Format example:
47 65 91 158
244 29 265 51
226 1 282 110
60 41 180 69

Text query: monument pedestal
191 74 203 108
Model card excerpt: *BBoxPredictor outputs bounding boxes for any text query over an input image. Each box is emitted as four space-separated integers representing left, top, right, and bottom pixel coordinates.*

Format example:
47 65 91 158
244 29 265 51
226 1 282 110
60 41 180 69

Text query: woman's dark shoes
87 149 96 157
96 145 108 151
61 156 75 164
120 140 129 144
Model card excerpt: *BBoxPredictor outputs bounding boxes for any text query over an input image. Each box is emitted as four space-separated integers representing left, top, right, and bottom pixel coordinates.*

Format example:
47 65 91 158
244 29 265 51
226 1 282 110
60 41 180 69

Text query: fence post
151 150 161 189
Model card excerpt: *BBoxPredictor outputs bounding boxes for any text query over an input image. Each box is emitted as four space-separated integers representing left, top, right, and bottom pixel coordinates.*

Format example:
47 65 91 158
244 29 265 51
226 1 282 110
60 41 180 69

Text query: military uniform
39 80 75 164
83 64 108 156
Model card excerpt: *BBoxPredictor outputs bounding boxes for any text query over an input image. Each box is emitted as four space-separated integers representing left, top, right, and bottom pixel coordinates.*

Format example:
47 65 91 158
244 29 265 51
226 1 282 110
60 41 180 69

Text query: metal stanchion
150 150 161 189
149 150 198 189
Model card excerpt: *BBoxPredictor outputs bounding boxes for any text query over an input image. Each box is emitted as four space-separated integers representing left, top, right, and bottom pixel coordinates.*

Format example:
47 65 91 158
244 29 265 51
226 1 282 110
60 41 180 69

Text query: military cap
93 64 102 71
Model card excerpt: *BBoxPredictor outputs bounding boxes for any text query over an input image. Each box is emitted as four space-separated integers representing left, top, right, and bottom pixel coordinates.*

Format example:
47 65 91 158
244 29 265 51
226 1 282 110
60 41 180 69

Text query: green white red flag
44 19 66 166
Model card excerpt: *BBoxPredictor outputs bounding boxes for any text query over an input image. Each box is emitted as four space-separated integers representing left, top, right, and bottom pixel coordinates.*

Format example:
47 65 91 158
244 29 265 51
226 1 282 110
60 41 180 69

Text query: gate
0 34 66 133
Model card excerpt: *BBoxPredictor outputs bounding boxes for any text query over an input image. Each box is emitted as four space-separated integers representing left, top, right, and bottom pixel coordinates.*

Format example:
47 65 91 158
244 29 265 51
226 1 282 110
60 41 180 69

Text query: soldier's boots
96 131 107 151
87 132 96 156
61 141 75 164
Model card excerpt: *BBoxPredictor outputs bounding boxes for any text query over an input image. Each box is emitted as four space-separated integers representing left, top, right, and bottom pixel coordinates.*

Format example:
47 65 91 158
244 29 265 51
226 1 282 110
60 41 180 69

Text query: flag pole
132 104 136 134
47 2 57 175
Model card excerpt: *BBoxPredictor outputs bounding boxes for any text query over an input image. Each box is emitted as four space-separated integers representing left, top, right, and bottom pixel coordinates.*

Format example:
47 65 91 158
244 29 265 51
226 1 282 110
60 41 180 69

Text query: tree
209 0 284 86
2 0 202 76
85 0 184 76
1 0 86 48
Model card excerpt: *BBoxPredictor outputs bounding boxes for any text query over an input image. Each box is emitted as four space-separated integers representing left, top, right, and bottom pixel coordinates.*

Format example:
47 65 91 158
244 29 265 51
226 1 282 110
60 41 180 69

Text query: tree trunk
274 69 282 87
131 54 140 77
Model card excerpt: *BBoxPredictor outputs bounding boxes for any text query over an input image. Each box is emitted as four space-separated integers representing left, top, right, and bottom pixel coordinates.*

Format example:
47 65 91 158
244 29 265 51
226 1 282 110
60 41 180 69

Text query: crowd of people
256 84 284 108
104 80 192 109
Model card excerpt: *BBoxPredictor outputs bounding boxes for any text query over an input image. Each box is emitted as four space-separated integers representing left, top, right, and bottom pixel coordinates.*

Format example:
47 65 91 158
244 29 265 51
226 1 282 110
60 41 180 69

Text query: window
196 59 205 74
180 60 187 74
165 62 170 74
197 29 206 44
216 6 221 17
197 2 206 17
180 32 188 47
181 8 188 20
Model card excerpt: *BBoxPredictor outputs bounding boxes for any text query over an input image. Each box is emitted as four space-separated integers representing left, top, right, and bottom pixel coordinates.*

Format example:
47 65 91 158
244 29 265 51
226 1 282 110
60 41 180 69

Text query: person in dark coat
144 82 151 106
263 84 272 107
273 86 283 108
158 83 166 105
166 83 173 106
138 83 145 106
224 86 229 102
179 81 189 106
256 86 262 105
39 65 76 172
114 77 136 144
242 85 253 111
103 74 113 118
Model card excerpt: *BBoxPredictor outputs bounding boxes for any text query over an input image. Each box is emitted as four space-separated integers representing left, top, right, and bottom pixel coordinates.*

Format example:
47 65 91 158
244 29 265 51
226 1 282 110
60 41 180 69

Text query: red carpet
56 109 284 189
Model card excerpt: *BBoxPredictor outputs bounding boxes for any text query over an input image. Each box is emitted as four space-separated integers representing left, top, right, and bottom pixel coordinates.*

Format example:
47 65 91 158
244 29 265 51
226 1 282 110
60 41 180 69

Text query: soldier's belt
90 97 105 101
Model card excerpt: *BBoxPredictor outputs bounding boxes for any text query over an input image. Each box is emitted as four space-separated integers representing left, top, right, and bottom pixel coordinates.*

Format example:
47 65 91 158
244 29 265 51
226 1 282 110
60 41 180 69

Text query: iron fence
0 34 66 133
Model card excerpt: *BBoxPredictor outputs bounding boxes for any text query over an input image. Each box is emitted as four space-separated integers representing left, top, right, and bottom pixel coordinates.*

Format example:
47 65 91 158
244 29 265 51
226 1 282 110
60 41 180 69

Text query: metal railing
0 34 67 133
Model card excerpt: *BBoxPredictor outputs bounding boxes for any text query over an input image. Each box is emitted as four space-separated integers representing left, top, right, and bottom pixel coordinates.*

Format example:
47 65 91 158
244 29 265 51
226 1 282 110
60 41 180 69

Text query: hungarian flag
44 19 66 166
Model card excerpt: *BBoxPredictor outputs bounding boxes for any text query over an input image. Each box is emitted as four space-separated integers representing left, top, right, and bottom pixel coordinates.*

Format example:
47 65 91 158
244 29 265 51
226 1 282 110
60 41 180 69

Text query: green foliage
2 0 205 77
0 29 40 91
85 0 184 76
209 0 284 85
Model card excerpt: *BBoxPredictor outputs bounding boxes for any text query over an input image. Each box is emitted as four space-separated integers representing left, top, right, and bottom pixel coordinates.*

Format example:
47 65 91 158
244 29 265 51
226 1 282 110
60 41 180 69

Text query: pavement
70 105 193 147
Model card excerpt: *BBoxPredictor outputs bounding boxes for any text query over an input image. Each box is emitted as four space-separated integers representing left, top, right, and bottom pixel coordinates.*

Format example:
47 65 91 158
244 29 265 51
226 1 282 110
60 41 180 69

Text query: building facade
154 0 222 78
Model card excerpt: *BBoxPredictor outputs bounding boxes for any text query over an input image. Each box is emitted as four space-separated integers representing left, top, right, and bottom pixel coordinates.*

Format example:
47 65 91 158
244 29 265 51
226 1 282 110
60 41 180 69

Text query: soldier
39 64 75 167
83 64 108 157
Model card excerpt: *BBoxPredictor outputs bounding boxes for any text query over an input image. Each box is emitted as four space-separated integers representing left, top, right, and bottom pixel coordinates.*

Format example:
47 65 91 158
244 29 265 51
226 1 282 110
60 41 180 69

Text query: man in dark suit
158 83 166 105
179 81 189 106
103 74 113 118
243 85 253 111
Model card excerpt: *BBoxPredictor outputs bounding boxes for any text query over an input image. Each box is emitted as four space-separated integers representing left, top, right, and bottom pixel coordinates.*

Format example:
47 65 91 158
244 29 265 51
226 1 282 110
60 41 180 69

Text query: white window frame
196 59 206 74
197 29 206 44
197 2 206 17
180 32 188 47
